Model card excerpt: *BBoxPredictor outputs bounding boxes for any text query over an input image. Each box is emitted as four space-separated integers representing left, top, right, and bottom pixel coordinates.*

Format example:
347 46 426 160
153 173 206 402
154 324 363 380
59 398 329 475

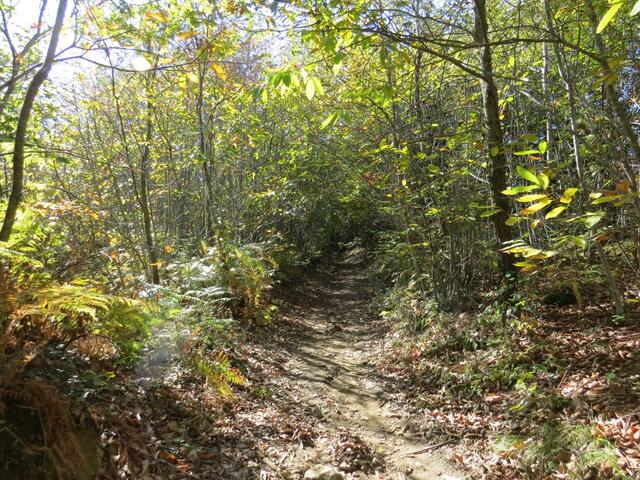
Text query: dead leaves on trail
595 418 640 471
329 429 385 474
90 378 318 479
378 313 640 479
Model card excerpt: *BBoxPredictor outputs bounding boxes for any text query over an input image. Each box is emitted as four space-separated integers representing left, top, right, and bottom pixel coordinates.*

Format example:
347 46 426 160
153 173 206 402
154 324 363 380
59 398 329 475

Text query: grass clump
493 422 631 479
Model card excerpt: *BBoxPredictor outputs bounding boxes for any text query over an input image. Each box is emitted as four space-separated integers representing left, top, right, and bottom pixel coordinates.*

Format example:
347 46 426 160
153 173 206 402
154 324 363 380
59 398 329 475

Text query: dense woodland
1 0 640 478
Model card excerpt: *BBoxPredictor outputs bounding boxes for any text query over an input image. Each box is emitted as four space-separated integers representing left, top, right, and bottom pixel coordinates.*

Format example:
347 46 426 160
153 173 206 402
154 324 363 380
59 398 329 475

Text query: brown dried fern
0 380 88 477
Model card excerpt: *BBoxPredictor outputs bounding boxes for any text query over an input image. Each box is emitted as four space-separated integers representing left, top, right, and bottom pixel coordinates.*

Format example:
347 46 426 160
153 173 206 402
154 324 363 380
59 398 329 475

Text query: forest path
269 252 464 479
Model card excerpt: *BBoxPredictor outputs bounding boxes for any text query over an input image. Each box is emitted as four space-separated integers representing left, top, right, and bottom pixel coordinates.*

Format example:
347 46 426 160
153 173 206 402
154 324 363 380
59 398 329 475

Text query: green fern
216 242 273 321
186 349 246 397
1 246 153 370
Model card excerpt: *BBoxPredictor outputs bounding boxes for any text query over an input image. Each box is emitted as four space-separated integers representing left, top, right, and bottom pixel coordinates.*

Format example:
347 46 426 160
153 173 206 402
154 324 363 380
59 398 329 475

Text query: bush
492 422 631 479
166 240 277 324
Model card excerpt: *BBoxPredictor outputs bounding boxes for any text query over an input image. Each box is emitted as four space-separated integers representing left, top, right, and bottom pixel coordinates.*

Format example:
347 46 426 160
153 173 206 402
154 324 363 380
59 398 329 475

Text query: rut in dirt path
273 254 464 479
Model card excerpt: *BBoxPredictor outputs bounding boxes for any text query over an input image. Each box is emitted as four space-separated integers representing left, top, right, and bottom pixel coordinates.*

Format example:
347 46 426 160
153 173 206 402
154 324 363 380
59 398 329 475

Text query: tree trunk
140 71 160 284
196 59 215 239
0 62 20 121
543 0 584 186
473 0 516 280
0 0 67 241
541 41 553 164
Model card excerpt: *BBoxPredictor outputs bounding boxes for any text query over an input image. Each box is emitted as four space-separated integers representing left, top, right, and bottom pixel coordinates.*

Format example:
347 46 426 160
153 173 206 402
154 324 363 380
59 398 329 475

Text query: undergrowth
166 240 278 325
493 422 631 479
0 233 293 476
379 277 639 479
0 244 155 477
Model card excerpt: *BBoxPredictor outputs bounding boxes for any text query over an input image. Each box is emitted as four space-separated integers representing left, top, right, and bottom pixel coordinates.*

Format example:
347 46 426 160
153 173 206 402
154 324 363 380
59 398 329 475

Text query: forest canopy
1 0 640 478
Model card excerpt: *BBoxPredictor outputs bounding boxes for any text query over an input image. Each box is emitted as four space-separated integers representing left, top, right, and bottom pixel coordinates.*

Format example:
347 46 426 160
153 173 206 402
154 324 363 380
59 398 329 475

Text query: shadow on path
270 251 464 479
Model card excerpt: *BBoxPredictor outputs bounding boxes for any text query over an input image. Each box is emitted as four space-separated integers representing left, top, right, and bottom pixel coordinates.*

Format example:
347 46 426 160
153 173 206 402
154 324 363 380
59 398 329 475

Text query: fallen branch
405 439 456 456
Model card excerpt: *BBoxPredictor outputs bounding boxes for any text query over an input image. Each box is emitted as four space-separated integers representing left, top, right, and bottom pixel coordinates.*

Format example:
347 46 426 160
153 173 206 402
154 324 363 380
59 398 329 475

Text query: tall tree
472 0 515 280
0 0 68 241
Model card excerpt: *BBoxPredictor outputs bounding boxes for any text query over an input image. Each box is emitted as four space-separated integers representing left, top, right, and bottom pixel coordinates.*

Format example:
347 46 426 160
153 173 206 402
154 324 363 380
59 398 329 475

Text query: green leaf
516 193 549 202
305 76 324 100
591 194 623 204
582 213 604 229
305 77 316 99
571 236 587 248
480 207 502 218
596 2 623 33
251 87 263 102
502 185 539 195
281 71 292 88
514 149 539 156
516 166 540 185
538 140 548 154
538 172 550 190
314 77 325 95
490 146 499 157
505 216 520 226
545 206 566 219
321 111 341 129
271 71 283 87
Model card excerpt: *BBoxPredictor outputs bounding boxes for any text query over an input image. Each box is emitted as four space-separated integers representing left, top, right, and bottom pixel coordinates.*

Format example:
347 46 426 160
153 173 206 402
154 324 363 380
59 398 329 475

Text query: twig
405 439 456 456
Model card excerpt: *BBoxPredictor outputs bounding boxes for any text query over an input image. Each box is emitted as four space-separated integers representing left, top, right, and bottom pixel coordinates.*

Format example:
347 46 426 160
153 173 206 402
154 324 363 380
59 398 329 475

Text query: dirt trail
271 254 464 479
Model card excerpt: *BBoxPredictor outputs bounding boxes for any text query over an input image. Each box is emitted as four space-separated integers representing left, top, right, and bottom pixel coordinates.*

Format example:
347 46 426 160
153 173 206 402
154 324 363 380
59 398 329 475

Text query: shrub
167 240 276 324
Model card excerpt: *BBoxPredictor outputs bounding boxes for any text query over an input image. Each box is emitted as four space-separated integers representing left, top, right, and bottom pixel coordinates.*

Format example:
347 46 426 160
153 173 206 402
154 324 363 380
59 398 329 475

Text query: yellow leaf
212 64 227 80
544 206 567 218
538 172 550 190
560 187 578 204
596 1 623 34
520 199 552 216
522 247 542 257
186 72 199 83
516 193 549 203
177 31 198 40
545 206 566 219
592 194 623 205
145 11 168 23
164 246 174 254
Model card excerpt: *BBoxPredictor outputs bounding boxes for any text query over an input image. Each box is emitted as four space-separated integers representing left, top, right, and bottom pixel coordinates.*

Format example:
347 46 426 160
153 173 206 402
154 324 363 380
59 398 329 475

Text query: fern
93 298 153 364
173 240 276 322
183 347 246 397
1 247 154 375
17 283 110 323
216 242 274 321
